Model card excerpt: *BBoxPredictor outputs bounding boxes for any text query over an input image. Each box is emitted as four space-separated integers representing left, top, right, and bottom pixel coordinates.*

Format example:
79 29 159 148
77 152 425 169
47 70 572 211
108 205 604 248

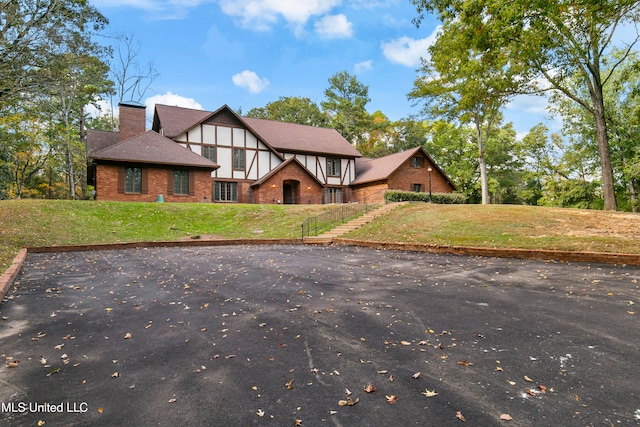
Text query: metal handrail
300 189 388 239
300 203 368 238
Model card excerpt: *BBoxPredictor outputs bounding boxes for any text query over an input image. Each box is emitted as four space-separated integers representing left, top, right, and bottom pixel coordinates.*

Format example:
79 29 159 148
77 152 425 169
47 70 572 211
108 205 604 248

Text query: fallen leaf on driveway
499 413 513 421
524 375 534 382
364 383 377 393
422 389 438 397
456 411 466 421
386 395 398 404
338 397 359 406
256 409 265 417
412 372 421 379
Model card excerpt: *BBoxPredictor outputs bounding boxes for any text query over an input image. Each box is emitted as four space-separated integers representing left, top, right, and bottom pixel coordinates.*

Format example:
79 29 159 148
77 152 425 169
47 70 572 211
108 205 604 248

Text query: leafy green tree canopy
246 96 328 127
0 0 108 107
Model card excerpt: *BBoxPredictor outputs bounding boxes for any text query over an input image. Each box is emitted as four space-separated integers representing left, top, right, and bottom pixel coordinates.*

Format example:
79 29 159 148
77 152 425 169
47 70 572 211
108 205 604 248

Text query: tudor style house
86 102 456 204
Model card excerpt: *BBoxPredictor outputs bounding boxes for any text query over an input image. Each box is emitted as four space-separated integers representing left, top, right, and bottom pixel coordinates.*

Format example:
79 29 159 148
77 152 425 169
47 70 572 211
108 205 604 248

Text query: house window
174 170 190 195
327 158 341 177
202 145 216 162
413 184 422 192
233 148 245 170
411 157 423 168
325 188 342 204
215 182 238 202
125 167 142 193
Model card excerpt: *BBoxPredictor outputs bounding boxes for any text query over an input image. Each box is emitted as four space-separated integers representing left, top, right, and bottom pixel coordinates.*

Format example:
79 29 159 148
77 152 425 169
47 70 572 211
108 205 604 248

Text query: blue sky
92 0 556 138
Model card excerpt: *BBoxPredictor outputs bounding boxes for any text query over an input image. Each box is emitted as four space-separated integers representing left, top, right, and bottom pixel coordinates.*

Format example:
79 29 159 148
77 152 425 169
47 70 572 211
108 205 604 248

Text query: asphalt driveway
1 245 639 426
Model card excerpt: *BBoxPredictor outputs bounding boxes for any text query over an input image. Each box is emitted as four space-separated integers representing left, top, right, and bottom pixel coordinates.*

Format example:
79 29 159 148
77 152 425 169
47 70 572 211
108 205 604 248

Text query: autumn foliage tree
412 0 640 210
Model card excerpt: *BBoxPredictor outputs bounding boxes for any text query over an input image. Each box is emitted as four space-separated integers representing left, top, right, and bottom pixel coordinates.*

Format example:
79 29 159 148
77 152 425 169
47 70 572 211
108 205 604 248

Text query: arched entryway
283 180 300 204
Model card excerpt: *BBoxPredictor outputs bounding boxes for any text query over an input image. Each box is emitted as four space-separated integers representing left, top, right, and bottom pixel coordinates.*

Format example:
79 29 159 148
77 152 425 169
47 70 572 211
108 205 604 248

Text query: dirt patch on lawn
548 209 640 240
179 234 225 241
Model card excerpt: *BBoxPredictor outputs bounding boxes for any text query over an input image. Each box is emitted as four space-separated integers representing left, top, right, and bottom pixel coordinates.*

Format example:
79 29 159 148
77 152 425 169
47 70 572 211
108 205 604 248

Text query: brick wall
351 182 389 203
96 164 213 203
387 158 454 194
251 162 324 204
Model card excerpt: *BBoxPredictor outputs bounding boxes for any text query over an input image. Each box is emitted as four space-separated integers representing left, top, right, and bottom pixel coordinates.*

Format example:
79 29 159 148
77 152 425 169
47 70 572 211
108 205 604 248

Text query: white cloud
219 0 341 33
93 0 213 19
145 92 204 111
354 60 373 74
314 14 354 39
232 70 270 94
85 99 115 118
381 26 441 67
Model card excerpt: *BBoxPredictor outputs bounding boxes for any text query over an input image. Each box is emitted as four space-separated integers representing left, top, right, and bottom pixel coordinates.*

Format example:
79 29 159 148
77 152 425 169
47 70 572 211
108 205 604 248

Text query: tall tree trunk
475 120 489 204
591 84 617 211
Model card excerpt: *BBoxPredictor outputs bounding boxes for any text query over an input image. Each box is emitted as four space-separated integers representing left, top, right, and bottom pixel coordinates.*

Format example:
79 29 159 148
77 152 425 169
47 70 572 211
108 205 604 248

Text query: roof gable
152 104 212 139
89 130 219 169
251 157 324 187
352 147 456 189
152 103 358 160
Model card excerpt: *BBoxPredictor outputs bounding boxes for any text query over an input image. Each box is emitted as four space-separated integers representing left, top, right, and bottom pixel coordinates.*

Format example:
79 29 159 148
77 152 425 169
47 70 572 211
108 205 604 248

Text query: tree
321 71 372 144
246 96 328 126
412 0 640 210
420 120 478 197
45 51 113 199
107 32 159 104
0 0 108 108
0 105 51 198
408 17 518 204
355 111 396 158
515 124 562 206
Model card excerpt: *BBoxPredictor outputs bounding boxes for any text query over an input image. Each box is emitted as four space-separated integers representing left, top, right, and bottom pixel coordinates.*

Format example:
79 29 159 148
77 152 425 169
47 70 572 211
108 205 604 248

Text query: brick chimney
118 101 146 141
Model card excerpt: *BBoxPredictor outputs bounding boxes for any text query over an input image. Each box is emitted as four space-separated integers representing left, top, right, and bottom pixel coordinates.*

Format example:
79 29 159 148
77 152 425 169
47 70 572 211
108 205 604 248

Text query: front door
283 180 299 204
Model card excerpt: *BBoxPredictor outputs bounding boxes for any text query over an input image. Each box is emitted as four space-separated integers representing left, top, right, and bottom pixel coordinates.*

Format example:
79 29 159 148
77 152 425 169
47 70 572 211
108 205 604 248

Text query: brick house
87 102 219 202
87 102 455 203
351 147 457 203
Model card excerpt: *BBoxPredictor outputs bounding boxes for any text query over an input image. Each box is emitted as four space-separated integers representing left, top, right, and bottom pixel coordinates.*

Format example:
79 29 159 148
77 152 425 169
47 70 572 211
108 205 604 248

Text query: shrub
384 190 467 204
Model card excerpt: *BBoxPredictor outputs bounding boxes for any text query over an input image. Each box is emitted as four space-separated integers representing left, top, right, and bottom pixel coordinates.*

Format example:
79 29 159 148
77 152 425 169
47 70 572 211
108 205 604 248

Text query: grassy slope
347 203 640 254
1 201 639 272
0 200 331 270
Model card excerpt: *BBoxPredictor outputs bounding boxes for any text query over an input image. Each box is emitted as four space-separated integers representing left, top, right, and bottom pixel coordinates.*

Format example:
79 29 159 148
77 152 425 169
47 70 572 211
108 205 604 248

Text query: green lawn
1 200 639 272
347 203 640 254
0 200 332 271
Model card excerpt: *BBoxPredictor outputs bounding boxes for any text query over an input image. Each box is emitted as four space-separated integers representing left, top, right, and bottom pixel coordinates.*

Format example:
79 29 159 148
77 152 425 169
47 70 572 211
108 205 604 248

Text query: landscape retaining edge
2 238 640 303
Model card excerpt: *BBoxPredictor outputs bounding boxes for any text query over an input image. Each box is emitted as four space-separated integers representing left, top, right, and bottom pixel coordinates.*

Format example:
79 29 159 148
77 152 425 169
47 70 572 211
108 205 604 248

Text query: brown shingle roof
89 131 219 169
242 117 361 158
153 104 211 139
352 148 423 185
152 103 360 158
352 147 456 190
86 129 119 155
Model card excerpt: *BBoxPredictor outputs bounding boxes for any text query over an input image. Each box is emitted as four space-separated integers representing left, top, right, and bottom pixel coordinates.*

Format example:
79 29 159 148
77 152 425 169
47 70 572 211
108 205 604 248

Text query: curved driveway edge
0 249 27 300
2 236 640 303
333 238 640 267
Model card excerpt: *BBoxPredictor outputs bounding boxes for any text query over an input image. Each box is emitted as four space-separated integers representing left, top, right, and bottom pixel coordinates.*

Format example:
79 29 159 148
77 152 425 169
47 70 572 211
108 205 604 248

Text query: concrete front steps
303 202 407 244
